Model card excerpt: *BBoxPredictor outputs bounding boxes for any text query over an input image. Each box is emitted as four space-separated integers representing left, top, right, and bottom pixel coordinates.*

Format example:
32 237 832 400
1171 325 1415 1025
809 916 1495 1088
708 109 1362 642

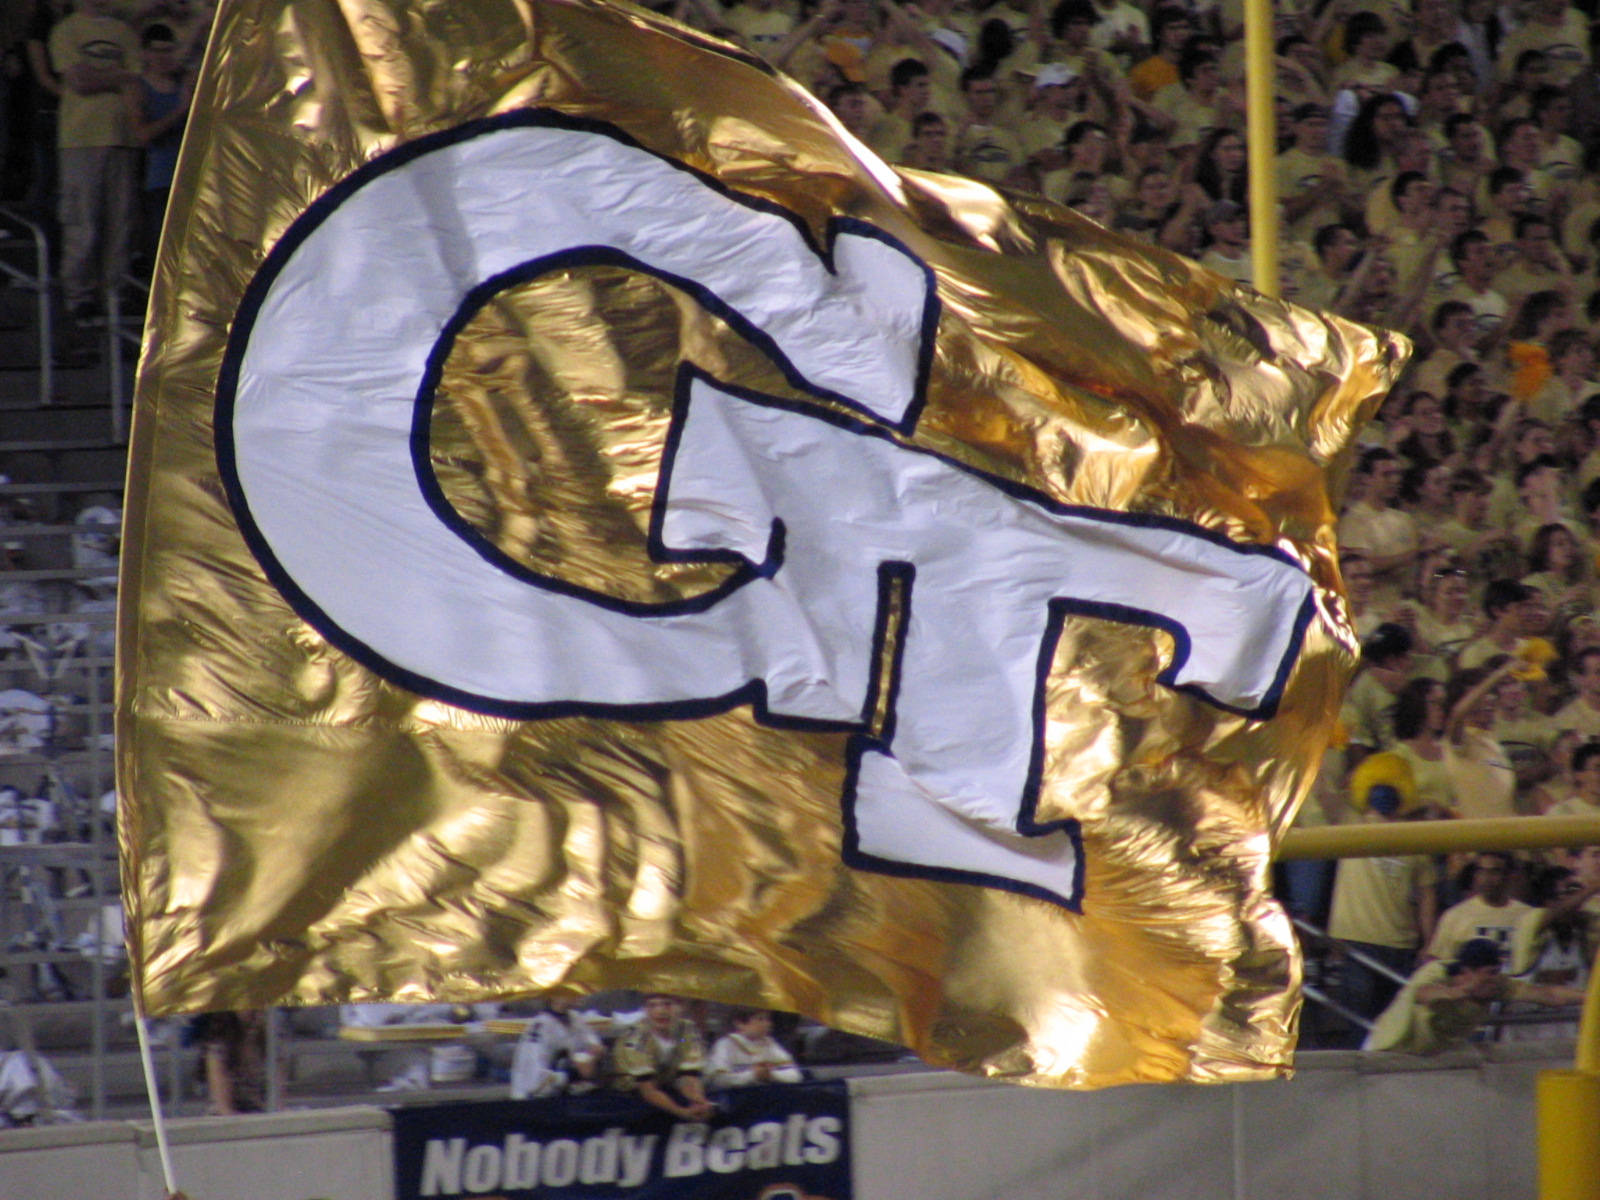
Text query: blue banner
391 1082 850 1199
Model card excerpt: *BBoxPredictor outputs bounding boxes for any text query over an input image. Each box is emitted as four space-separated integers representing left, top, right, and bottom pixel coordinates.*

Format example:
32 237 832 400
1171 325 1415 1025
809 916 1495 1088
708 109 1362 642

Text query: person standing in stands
1328 751 1438 1040
953 65 1024 184
610 993 715 1121
48 0 138 332
1423 851 1531 963
125 22 192 275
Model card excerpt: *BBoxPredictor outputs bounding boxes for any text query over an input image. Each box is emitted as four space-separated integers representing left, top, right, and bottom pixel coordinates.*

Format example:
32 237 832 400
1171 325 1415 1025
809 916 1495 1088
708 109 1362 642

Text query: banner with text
392 1082 850 1200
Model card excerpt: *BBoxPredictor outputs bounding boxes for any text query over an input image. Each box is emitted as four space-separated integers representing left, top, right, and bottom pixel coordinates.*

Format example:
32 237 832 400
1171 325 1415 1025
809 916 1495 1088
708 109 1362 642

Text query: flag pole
1278 815 1600 858
1536 939 1600 1199
1245 0 1278 296
1275 815 1600 1194
135 1004 180 1196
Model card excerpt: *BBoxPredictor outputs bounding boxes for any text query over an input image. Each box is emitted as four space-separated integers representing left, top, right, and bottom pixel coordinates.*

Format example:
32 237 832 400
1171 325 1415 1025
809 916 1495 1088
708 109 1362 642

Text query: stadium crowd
3 0 1600 1106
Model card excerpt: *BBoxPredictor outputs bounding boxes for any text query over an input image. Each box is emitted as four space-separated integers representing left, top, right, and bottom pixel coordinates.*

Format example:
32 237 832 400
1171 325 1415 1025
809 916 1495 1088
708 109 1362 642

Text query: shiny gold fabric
118 0 1406 1087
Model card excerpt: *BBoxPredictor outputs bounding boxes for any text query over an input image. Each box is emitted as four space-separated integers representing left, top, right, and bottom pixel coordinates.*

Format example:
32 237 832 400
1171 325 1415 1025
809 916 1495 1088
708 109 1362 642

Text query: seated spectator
1365 936 1583 1053
1113 164 1201 252
1526 329 1595 430
1394 392 1455 469
1331 11 1399 97
1392 676 1454 813
706 1008 803 1088
1416 302 1481 400
509 992 602 1099
1298 222 1362 313
1048 1 1126 125
1497 0 1590 90
1438 113 1492 205
0 1048 77 1127
1195 128 1249 207
1496 217 1575 320
1510 455 1575 554
610 993 715 1121
826 82 876 143
1432 467 1508 580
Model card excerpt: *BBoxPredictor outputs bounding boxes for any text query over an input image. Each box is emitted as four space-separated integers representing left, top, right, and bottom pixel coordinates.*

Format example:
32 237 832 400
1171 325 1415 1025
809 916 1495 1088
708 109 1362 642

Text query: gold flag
118 0 1405 1087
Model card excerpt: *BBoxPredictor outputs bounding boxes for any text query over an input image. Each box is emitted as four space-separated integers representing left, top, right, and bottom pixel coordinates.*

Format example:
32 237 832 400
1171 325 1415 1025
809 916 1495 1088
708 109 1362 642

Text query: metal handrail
1302 985 1374 1032
1292 916 1413 988
108 275 149 444
0 205 53 407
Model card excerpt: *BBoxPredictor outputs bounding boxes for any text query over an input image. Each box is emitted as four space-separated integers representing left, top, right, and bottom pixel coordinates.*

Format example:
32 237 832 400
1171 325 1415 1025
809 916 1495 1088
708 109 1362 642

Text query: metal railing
0 206 53 408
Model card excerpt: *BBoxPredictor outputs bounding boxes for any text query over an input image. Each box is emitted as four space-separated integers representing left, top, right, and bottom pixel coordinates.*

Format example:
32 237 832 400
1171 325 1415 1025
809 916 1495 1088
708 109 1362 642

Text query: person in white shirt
706 1008 802 1088
509 993 601 1099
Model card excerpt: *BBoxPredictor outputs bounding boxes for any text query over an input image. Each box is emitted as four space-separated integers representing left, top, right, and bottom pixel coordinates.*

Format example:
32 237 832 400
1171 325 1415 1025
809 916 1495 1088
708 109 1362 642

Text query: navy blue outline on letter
215 108 1315 912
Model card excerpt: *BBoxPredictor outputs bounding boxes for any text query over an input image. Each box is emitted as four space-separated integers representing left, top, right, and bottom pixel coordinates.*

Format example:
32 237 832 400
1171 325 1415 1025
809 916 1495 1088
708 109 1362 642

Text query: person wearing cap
1327 750 1439 1042
1017 62 1081 176
1197 198 1251 285
1364 936 1583 1053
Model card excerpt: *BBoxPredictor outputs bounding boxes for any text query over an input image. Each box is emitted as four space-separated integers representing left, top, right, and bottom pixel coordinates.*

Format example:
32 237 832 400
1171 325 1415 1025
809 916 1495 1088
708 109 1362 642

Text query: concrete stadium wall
849 1048 1550 1200
0 1047 1564 1200
0 1107 392 1200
